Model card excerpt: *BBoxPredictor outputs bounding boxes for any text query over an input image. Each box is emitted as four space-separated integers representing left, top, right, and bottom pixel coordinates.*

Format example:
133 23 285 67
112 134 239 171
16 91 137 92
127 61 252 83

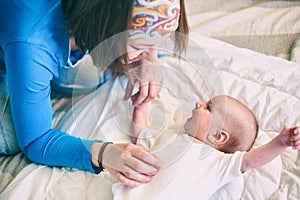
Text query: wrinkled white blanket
1 33 299 200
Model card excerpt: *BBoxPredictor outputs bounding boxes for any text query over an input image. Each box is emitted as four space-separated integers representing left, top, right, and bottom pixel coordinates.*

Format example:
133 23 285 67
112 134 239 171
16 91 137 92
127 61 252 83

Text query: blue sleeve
5 42 99 173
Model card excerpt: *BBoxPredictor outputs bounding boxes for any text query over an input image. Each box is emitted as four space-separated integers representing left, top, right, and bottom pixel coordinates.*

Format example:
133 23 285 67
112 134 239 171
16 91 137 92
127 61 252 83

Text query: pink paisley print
129 0 180 40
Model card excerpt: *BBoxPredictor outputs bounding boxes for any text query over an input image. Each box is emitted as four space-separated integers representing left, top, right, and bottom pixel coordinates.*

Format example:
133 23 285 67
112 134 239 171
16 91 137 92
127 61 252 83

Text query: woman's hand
124 48 163 107
92 142 161 187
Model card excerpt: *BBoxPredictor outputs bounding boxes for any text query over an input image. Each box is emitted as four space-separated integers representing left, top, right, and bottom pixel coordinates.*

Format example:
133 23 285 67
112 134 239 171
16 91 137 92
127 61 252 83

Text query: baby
117 95 300 199
181 95 258 154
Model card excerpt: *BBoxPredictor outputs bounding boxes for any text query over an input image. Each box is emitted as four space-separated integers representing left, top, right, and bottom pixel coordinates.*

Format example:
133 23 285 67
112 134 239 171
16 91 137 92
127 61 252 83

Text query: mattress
1 33 299 199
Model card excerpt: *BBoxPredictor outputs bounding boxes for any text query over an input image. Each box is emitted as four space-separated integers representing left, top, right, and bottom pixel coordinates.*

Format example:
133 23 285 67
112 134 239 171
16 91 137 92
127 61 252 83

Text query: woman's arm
241 125 300 172
6 43 161 186
5 42 99 172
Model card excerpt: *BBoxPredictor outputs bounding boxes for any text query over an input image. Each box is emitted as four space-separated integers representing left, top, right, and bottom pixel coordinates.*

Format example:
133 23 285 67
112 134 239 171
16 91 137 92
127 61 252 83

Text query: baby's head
184 95 258 153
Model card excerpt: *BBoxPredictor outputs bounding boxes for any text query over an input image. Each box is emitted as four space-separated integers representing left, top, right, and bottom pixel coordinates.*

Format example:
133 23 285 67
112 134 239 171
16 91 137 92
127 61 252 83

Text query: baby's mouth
185 116 192 123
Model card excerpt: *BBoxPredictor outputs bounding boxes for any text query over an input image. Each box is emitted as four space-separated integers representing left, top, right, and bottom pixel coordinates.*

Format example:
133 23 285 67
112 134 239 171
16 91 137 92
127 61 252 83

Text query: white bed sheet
185 0 300 61
1 33 299 200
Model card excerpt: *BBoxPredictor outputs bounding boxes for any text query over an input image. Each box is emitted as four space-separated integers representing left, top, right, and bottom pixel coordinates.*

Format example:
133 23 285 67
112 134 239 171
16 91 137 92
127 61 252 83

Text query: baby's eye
206 105 211 111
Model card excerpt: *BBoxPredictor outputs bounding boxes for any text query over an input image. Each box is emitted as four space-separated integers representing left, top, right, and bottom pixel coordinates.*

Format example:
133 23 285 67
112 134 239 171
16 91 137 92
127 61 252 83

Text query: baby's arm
131 93 149 143
241 125 300 172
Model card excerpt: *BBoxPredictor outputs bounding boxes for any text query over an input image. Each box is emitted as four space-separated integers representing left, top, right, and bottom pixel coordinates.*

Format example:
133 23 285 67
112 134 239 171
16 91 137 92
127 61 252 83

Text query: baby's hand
290 126 300 149
280 125 300 149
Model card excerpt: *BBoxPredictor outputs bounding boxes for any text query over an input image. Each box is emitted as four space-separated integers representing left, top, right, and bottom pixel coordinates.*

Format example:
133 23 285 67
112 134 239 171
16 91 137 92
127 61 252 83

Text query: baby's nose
195 102 202 108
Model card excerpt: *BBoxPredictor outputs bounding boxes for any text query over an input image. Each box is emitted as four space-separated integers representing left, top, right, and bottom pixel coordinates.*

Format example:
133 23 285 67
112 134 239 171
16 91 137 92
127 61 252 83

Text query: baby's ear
208 130 229 145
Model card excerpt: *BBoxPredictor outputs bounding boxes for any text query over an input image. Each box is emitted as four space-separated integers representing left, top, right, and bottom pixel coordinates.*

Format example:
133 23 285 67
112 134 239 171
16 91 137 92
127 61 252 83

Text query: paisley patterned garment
129 0 180 40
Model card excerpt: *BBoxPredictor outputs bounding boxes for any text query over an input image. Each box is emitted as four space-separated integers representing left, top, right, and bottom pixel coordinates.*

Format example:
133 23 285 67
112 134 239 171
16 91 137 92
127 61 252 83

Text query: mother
0 0 188 187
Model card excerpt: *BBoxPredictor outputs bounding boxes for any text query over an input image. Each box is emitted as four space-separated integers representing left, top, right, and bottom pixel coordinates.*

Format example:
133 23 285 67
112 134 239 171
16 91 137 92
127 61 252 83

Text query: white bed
0 1 299 199
186 0 300 63
1 32 299 199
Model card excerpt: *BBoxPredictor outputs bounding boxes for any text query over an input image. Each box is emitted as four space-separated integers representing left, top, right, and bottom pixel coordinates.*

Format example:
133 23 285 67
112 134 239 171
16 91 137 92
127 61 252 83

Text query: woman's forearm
24 130 98 173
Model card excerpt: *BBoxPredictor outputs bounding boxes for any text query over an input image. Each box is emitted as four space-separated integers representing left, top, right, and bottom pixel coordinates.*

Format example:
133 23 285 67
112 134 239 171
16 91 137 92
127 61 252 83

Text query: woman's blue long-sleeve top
0 0 98 173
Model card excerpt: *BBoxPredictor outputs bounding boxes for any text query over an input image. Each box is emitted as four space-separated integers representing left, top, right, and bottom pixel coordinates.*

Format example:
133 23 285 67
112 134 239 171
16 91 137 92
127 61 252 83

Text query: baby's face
184 96 229 142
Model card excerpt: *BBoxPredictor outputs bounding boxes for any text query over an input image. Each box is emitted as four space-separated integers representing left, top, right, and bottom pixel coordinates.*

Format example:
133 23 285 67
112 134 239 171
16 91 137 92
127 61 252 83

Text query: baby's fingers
291 139 300 149
291 127 300 149
293 127 300 135
291 127 300 138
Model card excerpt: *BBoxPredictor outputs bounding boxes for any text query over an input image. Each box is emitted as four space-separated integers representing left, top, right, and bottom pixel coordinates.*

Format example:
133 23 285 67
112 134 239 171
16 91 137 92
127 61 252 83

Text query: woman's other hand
92 142 161 187
124 48 163 107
